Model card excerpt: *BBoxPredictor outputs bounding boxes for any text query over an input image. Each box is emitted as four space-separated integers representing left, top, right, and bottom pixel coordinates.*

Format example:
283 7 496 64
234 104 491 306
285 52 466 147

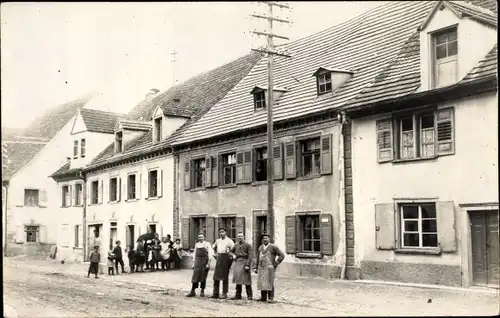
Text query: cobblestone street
3 256 499 317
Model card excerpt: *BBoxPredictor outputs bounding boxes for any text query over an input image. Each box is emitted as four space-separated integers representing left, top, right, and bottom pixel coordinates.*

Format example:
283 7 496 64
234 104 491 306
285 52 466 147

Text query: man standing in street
210 228 235 299
186 233 214 298
230 232 253 300
113 240 126 274
254 233 284 303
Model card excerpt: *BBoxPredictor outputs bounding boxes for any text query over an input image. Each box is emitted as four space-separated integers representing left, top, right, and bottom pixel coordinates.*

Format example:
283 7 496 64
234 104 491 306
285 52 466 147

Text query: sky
1 1 386 129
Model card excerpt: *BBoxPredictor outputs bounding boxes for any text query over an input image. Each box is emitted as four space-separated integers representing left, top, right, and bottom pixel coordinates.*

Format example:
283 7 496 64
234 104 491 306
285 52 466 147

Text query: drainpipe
80 171 87 262
338 111 347 280
3 184 9 255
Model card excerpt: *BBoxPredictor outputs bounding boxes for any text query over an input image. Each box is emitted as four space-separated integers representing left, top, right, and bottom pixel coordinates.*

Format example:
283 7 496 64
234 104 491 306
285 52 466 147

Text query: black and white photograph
1 1 499 317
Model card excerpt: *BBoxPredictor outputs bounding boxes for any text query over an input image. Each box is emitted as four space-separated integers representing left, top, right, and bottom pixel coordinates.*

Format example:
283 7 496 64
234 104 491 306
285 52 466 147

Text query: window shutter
138 173 143 199
285 215 297 254
15 226 24 243
243 150 252 183
320 214 334 255
39 225 47 243
61 187 65 207
40 189 48 207
376 119 393 162
183 160 191 190
320 134 333 175
205 156 212 188
206 216 216 244
158 170 163 197
69 185 73 207
118 177 122 202
375 203 396 250
146 171 150 198
273 143 283 180
181 217 190 249
436 201 457 252
98 180 103 204
236 151 245 184
211 156 219 187
436 108 454 155
78 225 83 248
284 141 296 179
236 217 245 237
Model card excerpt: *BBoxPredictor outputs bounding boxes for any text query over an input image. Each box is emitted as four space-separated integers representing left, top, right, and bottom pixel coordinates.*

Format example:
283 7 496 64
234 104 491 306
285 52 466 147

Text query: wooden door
471 211 499 287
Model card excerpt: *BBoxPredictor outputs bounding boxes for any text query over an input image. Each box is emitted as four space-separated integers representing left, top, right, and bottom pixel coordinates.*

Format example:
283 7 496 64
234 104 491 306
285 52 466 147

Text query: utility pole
171 50 178 86
251 1 291 243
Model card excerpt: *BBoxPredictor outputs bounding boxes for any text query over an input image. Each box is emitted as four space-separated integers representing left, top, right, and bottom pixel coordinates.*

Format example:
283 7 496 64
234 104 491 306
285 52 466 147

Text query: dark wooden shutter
69 185 73 206
320 134 333 175
284 141 296 179
206 216 216 244
183 159 191 190
376 119 393 162
157 170 163 197
236 217 245 237
320 214 334 255
236 151 245 183
243 150 252 183
205 156 212 188
273 143 283 180
181 217 190 249
375 203 396 250
436 201 457 252
211 156 219 187
285 215 297 254
436 108 454 155
98 180 103 204
118 178 122 202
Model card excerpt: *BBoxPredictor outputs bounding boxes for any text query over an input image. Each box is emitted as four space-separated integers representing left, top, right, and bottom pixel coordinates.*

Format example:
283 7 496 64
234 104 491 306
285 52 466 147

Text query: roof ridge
81 107 128 117
449 0 497 15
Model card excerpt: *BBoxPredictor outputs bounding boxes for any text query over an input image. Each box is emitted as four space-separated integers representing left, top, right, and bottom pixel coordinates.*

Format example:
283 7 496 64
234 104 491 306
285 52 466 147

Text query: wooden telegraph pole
251 1 291 243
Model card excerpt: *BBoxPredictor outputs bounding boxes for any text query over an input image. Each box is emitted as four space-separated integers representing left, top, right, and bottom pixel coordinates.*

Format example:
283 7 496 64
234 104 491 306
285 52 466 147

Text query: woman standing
186 233 214 298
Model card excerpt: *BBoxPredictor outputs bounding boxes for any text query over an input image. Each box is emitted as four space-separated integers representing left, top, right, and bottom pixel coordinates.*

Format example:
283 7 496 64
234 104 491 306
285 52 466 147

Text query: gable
71 111 88 135
153 106 164 119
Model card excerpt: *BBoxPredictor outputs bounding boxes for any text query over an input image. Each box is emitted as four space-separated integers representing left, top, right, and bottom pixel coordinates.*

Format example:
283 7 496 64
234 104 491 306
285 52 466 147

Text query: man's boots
258 291 267 302
245 285 253 300
210 280 220 299
230 285 242 300
186 283 197 297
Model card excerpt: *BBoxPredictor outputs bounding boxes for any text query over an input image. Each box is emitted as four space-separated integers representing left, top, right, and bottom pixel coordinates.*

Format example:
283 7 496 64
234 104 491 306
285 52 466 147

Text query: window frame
219 216 237 243
431 26 458 88
25 225 40 243
316 72 333 95
399 202 438 249
24 189 40 207
91 180 99 205
192 157 207 189
109 177 118 202
127 173 137 200
74 225 80 248
80 138 86 158
297 213 322 254
253 145 268 182
220 151 237 186
74 183 83 206
297 136 322 178
191 216 207 248
115 131 123 153
154 116 163 142
253 90 266 111
148 168 159 198
73 140 79 159
62 185 70 207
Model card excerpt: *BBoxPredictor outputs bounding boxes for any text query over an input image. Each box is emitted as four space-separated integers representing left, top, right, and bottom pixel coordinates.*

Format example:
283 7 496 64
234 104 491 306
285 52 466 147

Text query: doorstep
350 279 500 294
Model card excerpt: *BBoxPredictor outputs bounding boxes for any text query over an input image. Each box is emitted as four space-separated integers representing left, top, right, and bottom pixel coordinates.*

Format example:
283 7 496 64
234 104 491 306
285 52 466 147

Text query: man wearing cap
210 228 235 299
254 233 284 303
229 232 253 300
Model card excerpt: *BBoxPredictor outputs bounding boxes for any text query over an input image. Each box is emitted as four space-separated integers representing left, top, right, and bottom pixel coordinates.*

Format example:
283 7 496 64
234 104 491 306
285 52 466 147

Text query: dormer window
253 90 266 110
250 86 287 111
317 73 332 94
154 117 162 142
115 131 123 153
432 27 458 88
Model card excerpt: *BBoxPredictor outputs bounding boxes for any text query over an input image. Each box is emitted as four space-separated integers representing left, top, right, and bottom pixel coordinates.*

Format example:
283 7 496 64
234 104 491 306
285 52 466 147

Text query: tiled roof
87 51 263 169
2 140 47 181
22 95 92 139
49 162 71 177
1 127 25 140
469 0 497 13
116 119 151 132
461 44 498 83
171 0 497 145
449 0 498 26
80 108 129 134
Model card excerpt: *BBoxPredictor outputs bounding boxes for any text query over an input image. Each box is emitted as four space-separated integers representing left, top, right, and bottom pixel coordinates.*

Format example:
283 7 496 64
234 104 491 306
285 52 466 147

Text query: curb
347 279 500 294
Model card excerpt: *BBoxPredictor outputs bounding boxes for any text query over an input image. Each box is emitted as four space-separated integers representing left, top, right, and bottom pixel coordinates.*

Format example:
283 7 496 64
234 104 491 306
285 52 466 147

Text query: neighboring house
344 0 498 287
2 95 92 256
80 51 262 266
49 108 128 262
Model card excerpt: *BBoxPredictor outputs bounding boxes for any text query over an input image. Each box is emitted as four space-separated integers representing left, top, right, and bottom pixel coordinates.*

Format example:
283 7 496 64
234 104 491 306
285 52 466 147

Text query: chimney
145 88 160 101
66 157 71 164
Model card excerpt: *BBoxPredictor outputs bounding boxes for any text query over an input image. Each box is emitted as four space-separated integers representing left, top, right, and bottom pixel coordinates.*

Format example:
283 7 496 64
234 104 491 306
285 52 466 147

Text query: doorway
110 222 117 250
470 210 499 287
148 223 157 234
126 225 135 249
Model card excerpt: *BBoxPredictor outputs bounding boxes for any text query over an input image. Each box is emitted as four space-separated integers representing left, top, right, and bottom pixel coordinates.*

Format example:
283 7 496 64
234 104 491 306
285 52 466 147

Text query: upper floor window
80 139 86 158
127 173 137 200
299 137 321 177
109 177 118 202
73 140 78 159
433 27 458 88
115 131 123 154
317 73 332 94
91 180 99 204
74 183 83 206
254 146 268 182
148 169 158 197
154 117 162 142
253 90 266 110
24 189 39 207
62 185 70 207
222 153 237 185
193 158 206 189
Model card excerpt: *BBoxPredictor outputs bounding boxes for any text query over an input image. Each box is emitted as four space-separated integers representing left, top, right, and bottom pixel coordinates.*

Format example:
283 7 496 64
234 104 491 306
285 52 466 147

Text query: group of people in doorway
187 228 284 303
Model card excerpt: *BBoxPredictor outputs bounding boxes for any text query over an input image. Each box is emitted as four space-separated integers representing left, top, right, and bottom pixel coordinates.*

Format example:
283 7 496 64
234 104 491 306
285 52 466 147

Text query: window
127 174 137 200
219 217 237 242
115 131 123 153
74 225 80 247
109 177 118 202
62 185 70 207
73 140 78 159
148 170 158 197
191 217 207 246
80 139 86 158
300 215 321 253
25 226 39 243
317 73 332 94
91 180 99 204
400 203 437 248
376 108 454 163
222 153 236 185
253 90 266 110
75 183 83 206
24 189 39 207
254 146 268 182
433 28 458 88
193 158 206 188
154 117 162 142
299 138 321 177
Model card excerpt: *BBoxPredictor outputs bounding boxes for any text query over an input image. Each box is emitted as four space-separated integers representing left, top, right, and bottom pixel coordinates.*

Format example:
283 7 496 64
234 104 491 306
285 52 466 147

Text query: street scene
2 1 499 317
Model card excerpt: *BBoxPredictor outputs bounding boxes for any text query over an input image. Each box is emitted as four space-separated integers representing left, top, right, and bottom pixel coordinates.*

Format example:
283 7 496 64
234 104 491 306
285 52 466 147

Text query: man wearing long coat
229 232 253 300
254 233 284 303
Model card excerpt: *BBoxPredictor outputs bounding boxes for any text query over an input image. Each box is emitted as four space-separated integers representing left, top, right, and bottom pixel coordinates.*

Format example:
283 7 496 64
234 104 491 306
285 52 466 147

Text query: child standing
107 251 116 275
172 238 183 270
87 246 100 279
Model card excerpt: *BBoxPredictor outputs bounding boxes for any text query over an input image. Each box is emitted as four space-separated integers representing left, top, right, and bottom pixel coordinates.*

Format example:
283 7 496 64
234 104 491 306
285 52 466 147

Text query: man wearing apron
230 232 253 300
210 228 235 299
254 233 284 303
186 233 214 297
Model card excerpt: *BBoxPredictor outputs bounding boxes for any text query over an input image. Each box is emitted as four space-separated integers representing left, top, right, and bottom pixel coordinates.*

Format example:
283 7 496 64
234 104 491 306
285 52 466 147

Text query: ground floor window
400 203 437 248
190 217 207 247
219 217 237 243
26 226 39 243
299 214 321 253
